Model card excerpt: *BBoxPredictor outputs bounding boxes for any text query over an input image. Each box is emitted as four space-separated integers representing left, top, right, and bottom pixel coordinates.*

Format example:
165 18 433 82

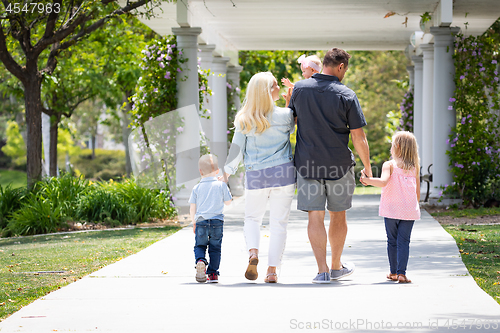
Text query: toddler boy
189 154 232 283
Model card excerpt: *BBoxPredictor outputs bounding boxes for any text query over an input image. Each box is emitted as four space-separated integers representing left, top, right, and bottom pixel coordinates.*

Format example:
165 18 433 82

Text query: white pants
244 184 295 267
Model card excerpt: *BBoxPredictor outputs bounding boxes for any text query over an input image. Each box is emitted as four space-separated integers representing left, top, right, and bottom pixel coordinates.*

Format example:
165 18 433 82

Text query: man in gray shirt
288 48 372 283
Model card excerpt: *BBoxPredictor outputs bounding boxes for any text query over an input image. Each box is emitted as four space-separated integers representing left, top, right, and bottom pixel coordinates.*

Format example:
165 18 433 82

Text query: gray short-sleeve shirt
288 73 367 180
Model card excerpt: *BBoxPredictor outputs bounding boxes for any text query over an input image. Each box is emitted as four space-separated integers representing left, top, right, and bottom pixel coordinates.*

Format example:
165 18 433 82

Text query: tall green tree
42 15 152 176
239 50 309 105
343 51 408 172
0 0 161 188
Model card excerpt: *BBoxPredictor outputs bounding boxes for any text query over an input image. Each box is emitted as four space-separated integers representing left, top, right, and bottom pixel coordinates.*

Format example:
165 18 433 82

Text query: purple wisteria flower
177 127 184 133
469 139 474 143
165 71 171 79
177 68 182 72
159 62 165 68
460 75 465 80
449 98 456 102
492 60 498 64
448 106 453 110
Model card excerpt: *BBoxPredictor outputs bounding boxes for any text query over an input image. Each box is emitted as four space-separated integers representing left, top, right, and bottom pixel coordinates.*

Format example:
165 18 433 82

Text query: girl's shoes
397 274 412 283
264 272 278 283
387 273 398 281
245 254 259 280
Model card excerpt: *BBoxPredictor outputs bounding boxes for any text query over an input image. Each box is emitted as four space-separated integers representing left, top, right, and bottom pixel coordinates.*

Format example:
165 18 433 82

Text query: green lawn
0 226 181 320
431 207 500 218
354 185 382 195
442 224 500 305
0 169 27 189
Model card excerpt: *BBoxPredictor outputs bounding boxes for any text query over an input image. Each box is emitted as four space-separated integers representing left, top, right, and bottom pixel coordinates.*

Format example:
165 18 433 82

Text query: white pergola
131 0 500 208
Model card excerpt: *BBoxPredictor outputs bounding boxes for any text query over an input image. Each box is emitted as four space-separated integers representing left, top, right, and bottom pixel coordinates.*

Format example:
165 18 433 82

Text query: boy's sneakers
207 273 218 283
312 272 331 284
195 260 206 283
330 262 355 280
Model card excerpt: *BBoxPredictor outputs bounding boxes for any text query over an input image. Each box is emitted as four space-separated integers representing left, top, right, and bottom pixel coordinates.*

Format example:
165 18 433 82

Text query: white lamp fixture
404 44 415 61
410 31 424 48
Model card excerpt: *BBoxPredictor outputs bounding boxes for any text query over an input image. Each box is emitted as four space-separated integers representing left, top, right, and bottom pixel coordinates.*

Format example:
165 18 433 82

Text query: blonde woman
223 72 295 283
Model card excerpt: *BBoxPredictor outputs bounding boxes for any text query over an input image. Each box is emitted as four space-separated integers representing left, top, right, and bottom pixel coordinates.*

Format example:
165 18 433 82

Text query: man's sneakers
195 260 206 283
207 273 218 283
330 262 355 280
312 262 355 284
312 272 331 284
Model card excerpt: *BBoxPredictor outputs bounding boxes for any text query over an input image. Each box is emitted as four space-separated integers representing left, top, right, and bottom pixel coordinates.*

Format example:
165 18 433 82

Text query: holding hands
360 168 372 186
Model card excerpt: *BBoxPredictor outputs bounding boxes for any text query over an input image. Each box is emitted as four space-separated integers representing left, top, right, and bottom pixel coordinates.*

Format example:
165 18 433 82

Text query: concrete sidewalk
1 195 500 332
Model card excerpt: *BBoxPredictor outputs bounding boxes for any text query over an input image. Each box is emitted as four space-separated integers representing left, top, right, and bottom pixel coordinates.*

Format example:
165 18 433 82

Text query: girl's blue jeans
194 219 223 275
384 218 414 276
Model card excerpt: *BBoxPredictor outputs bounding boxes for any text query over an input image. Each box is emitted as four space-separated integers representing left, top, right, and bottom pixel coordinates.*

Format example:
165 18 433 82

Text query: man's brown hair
323 48 351 69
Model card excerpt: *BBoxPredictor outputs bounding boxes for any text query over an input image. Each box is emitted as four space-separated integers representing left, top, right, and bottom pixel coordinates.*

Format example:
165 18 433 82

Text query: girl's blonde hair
306 55 322 72
235 72 276 135
391 131 420 171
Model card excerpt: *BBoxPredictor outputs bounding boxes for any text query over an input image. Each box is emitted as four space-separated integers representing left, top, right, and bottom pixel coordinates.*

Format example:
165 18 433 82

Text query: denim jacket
224 106 295 174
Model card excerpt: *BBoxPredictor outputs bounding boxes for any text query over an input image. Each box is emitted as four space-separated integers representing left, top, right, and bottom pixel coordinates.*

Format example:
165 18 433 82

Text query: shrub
0 184 26 229
71 149 126 180
31 173 88 218
444 32 500 206
8 194 63 235
112 179 177 222
76 187 133 224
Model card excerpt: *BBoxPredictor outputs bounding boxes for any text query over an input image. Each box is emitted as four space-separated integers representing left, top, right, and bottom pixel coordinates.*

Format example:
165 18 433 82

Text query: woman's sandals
245 254 259 280
386 273 398 281
264 272 278 283
397 274 412 283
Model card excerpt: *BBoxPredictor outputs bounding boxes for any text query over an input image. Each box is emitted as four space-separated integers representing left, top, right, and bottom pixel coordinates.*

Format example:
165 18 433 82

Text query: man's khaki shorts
297 167 355 212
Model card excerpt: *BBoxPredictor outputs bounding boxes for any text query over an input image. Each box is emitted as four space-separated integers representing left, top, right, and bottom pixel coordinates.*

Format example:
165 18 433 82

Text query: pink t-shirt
379 160 421 221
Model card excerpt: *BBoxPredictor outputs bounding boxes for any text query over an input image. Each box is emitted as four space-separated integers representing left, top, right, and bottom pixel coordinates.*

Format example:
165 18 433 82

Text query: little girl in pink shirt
360 131 421 283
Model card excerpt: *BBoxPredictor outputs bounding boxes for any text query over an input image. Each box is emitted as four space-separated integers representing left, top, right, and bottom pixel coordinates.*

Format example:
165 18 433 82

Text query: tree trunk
49 117 59 177
24 77 43 189
122 94 132 177
91 134 96 159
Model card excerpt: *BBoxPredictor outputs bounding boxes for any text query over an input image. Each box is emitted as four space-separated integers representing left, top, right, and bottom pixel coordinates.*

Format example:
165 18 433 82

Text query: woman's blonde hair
391 131 420 171
235 72 276 134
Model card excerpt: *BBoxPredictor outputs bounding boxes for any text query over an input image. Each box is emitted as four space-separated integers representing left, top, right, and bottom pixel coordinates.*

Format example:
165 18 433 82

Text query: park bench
421 164 433 202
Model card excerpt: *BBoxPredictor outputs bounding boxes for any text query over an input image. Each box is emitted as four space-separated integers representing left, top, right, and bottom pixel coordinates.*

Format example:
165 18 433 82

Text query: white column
430 27 460 196
198 44 215 146
411 56 423 165
211 56 231 167
420 43 434 180
226 65 244 196
172 27 202 212
227 65 243 112
406 65 415 88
